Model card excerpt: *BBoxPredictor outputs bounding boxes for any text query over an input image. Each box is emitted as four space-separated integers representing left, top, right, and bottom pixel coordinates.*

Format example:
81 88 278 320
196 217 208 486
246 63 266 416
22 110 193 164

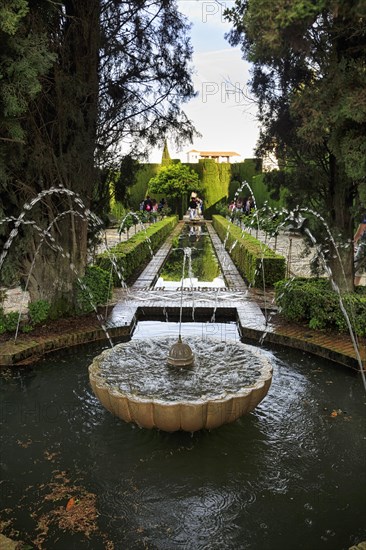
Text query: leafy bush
76 266 113 314
0 310 19 333
21 324 34 333
28 299 50 325
275 277 366 336
0 308 6 334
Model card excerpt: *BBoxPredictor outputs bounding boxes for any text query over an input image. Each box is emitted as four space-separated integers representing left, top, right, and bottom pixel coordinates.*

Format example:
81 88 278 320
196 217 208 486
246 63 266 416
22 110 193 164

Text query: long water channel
154 223 226 290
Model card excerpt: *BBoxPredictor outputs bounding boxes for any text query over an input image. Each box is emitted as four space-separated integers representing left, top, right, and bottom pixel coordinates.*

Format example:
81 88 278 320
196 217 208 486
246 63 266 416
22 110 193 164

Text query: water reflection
154 223 226 290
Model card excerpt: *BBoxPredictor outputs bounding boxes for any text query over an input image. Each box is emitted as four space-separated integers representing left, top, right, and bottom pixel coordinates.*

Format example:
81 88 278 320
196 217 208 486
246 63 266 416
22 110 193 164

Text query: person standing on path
189 196 197 220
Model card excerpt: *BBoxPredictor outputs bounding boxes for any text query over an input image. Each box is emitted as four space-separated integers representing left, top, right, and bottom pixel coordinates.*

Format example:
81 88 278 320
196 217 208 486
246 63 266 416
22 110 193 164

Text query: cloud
148 2 259 162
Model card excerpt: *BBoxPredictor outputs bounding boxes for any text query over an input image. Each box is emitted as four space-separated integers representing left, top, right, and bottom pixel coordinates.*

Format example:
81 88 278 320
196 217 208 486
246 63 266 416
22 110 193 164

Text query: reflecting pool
154 223 226 290
0 322 365 549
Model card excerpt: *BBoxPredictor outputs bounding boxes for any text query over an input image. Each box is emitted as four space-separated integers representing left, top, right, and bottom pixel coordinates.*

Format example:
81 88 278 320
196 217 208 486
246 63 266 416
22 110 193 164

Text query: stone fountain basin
89 341 273 432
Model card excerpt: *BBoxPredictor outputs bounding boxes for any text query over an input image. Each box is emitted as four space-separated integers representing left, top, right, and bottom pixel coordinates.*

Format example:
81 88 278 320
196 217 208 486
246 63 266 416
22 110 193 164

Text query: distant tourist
158 198 166 211
354 213 366 286
244 196 253 215
196 197 203 217
143 196 153 211
189 196 197 220
236 197 244 211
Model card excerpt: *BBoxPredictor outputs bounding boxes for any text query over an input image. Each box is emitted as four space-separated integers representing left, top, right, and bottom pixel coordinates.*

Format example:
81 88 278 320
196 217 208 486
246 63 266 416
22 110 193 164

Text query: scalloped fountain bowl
88 337 273 432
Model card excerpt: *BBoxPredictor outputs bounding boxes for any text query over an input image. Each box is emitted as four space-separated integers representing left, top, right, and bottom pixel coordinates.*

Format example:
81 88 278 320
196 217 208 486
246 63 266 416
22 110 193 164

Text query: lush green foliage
76 266 113 314
0 298 50 334
0 309 18 334
148 164 200 199
225 0 366 289
213 215 286 286
275 278 366 336
28 299 50 325
148 164 201 217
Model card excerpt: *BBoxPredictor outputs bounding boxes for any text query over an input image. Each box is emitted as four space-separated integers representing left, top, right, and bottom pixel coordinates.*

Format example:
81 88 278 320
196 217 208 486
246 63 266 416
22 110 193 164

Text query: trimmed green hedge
95 216 178 286
212 215 286 287
275 277 366 336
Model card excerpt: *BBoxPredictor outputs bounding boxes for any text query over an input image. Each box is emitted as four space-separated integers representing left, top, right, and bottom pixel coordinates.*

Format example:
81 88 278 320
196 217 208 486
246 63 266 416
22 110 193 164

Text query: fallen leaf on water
66 497 75 511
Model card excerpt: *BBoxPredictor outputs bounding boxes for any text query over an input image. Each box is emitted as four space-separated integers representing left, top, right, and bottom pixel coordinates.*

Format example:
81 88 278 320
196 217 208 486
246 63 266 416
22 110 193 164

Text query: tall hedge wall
187 159 231 218
127 163 160 209
124 158 268 217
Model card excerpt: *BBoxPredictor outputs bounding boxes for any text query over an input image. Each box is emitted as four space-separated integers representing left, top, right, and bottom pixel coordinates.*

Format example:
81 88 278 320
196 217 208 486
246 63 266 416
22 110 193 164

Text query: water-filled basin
89 337 273 432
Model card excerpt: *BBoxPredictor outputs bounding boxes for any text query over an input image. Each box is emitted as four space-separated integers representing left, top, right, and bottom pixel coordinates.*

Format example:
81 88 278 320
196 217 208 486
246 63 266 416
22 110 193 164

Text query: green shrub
0 308 6 334
275 277 366 336
28 299 50 325
76 266 113 314
3 311 19 332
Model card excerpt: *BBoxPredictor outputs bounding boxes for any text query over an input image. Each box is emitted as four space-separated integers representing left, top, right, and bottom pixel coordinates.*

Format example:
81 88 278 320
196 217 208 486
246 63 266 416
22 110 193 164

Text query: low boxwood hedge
275 277 366 336
212 215 286 286
95 216 178 286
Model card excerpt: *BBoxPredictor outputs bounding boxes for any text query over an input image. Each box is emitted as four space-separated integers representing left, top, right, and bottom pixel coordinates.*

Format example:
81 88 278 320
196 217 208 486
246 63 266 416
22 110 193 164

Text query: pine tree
161 140 171 166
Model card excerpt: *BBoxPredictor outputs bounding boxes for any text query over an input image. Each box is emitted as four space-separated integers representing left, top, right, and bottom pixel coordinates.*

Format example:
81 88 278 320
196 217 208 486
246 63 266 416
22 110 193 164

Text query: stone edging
1 317 364 371
240 325 363 371
0 325 130 366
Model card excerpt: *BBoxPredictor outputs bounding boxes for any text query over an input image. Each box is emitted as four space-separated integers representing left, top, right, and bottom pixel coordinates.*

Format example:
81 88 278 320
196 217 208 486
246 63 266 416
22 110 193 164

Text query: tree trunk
22 1 100 315
327 154 354 292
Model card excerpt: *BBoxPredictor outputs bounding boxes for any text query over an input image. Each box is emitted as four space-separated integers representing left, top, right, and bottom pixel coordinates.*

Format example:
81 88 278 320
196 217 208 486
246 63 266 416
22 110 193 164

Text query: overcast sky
148 0 259 163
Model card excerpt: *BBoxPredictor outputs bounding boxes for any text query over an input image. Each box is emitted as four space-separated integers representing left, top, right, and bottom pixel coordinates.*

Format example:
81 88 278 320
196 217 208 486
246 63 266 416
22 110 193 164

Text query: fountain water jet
89 235 273 431
166 247 195 368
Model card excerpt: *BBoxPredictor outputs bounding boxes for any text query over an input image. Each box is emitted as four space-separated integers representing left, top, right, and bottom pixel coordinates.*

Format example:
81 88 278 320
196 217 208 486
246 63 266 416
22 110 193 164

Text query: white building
186 149 241 163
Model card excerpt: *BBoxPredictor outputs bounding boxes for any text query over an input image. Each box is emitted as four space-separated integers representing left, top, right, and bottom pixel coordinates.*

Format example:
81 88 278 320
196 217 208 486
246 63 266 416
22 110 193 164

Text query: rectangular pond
153 223 226 290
